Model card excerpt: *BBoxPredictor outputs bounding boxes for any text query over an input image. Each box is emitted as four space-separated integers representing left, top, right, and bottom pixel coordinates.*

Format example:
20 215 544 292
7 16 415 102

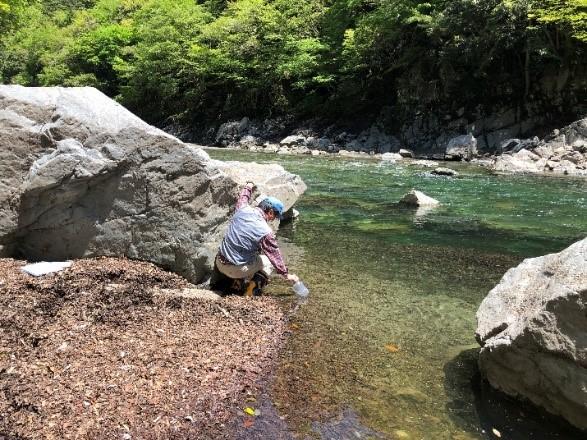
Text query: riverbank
202 144 587 178
0 257 288 439
195 115 587 177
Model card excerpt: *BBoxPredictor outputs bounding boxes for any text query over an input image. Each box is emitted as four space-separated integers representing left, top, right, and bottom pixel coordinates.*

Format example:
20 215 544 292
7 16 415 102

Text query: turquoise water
207 150 587 439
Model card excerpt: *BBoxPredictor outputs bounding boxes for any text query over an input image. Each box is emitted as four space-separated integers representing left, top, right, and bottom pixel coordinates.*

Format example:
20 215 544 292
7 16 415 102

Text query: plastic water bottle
292 280 309 297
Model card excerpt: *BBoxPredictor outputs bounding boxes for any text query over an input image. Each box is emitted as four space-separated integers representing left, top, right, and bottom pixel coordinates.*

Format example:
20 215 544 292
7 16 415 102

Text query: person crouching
215 182 299 296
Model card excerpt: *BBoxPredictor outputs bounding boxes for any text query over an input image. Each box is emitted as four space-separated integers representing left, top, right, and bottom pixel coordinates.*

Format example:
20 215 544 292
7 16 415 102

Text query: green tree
530 0 587 42
116 0 212 122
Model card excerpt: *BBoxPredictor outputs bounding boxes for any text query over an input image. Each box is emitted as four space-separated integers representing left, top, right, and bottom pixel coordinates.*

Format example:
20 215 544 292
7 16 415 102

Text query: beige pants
216 254 273 280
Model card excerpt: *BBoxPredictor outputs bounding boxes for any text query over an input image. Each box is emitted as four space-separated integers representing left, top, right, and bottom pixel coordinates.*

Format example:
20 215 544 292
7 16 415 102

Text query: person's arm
235 182 255 210
259 234 300 283
259 233 288 276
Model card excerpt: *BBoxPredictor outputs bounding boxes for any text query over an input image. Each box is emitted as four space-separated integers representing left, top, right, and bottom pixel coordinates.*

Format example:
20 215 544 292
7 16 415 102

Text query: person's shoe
244 272 269 297
244 279 260 297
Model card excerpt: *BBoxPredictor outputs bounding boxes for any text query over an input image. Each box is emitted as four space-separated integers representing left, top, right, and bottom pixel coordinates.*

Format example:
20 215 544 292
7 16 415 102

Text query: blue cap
260 196 285 219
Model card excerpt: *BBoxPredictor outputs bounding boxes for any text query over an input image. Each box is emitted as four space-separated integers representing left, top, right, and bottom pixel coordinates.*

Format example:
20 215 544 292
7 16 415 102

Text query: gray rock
491 117 587 176
215 117 251 146
362 125 400 153
475 238 587 430
399 190 440 207
0 85 306 283
533 145 555 159
493 154 549 174
498 137 540 154
209 160 307 214
431 167 458 177
316 137 332 150
399 149 414 158
279 135 306 146
445 134 477 160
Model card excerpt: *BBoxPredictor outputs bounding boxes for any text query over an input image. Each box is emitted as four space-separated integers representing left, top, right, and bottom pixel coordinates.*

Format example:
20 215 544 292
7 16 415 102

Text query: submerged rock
475 238 587 430
399 190 440 207
0 85 305 283
431 167 459 177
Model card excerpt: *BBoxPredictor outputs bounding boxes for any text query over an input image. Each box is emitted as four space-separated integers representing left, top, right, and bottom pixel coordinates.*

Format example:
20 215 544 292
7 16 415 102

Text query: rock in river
399 190 440 207
475 238 587 430
431 167 459 177
0 85 305 282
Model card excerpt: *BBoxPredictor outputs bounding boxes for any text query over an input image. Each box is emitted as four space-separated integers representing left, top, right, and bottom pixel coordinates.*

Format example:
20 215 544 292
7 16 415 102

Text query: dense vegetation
1 0 586 130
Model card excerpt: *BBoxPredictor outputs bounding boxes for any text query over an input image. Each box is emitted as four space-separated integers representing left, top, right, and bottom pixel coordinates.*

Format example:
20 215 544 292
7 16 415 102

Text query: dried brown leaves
0 257 286 440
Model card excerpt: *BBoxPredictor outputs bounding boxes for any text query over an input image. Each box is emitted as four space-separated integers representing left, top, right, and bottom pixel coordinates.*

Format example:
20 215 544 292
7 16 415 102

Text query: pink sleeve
259 233 288 276
235 186 253 210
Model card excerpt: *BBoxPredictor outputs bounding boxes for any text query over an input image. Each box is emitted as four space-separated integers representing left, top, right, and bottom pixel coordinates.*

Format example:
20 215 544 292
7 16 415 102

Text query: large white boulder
0 86 306 282
475 238 587 429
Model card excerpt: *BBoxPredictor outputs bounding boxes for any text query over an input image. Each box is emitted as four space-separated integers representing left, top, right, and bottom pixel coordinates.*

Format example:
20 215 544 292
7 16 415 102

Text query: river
207 149 587 440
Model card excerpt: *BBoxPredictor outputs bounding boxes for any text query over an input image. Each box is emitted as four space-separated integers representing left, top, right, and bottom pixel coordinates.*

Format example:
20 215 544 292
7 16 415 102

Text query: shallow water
207 150 587 439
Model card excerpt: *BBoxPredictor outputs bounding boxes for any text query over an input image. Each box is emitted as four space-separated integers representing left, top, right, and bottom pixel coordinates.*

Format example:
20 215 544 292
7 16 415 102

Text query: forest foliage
1 0 586 127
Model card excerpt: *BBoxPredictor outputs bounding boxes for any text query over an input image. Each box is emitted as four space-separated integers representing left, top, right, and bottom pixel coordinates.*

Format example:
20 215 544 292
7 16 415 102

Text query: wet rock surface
475 238 587 430
0 257 287 440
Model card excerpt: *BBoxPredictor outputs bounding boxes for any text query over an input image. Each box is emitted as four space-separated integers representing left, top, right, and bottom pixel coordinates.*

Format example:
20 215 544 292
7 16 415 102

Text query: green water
207 150 587 439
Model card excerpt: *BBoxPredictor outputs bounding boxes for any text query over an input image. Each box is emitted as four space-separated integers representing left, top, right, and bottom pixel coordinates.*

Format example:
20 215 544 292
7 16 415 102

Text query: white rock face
476 238 587 429
399 190 440 207
0 85 306 283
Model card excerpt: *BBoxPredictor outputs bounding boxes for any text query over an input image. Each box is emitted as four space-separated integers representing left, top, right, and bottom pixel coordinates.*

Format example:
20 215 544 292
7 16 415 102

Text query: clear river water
206 149 587 440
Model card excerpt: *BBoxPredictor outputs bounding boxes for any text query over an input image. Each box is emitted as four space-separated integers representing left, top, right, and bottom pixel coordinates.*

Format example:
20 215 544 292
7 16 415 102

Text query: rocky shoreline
196 116 587 177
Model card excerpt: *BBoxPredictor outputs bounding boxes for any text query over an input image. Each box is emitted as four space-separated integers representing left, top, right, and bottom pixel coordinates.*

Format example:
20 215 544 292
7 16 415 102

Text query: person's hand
286 273 299 284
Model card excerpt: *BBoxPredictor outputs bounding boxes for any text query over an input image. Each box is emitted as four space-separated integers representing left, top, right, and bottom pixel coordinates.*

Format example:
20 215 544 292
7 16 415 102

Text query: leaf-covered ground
0 257 287 440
